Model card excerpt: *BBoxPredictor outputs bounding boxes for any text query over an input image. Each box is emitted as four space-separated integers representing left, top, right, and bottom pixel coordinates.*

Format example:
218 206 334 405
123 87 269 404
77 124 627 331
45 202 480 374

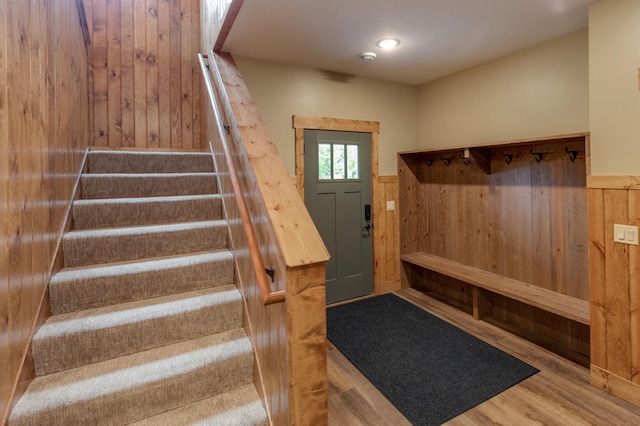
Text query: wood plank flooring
327 288 640 425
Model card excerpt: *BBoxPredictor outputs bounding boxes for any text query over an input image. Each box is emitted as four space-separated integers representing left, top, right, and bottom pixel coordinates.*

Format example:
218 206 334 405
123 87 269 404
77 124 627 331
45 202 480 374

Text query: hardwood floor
327 288 640 425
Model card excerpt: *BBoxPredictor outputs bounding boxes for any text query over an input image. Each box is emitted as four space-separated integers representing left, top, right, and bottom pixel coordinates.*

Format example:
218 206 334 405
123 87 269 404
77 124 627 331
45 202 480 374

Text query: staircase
9 150 268 425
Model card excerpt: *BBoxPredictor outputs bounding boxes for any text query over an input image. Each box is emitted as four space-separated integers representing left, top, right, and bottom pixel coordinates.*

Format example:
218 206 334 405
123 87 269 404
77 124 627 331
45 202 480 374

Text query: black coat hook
565 147 578 161
440 156 451 166
425 158 433 166
530 150 543 163
459 154 471 165
501 152 513 164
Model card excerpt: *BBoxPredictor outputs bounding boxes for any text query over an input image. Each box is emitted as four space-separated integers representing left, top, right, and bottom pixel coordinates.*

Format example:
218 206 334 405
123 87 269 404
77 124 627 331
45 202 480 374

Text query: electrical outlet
386 201 395 211
614 224 639 245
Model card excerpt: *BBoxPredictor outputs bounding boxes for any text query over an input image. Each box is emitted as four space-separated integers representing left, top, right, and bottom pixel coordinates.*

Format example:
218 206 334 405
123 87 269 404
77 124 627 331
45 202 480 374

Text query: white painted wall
589 0 640 176
233 57 420 176
417 29 589 150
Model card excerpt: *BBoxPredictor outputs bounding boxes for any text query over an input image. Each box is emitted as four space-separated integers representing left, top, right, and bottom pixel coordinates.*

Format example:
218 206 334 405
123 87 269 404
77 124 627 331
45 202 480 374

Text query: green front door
304 130 373 304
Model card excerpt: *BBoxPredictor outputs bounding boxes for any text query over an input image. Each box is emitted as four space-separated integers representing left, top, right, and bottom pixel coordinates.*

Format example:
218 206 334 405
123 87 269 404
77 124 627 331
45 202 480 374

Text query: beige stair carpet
9 150 268 425
49 250 234 314
72 194 223 229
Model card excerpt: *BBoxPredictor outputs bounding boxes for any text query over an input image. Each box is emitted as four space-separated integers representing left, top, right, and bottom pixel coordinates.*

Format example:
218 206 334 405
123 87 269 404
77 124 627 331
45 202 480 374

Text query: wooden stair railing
199 51 330 425
199 53 285 306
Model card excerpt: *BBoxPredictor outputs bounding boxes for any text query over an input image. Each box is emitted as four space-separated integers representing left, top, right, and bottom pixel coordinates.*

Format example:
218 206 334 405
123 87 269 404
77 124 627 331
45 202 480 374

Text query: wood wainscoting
0 0 90 421
588 176 640 407
375 176 401 294
82 0 203 150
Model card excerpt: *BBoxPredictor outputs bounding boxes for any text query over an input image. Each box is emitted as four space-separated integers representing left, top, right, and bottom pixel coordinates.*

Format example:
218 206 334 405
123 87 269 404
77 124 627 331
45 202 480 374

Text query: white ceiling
223 0 595 86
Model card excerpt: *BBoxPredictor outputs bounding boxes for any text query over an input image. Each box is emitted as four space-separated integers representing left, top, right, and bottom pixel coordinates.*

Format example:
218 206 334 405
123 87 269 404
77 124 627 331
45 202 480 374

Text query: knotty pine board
0 0 89 421
588 181 640 407
84 0 202 149
400 142 588 300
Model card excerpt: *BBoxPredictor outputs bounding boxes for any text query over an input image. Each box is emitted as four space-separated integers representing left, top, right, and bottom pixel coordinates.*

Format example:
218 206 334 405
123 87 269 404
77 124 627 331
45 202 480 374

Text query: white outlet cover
386 201 395 211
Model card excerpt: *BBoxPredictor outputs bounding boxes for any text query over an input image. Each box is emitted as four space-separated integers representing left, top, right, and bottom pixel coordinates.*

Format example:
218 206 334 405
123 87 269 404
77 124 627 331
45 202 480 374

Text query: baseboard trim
591 364 640 407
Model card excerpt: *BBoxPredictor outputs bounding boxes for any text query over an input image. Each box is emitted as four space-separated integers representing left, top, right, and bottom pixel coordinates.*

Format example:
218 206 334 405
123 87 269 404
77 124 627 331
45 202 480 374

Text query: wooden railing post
286 265 328 425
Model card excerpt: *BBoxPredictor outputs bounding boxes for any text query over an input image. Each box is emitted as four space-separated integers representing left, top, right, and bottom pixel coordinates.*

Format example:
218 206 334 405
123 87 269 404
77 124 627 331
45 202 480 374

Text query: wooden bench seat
401 252 590 325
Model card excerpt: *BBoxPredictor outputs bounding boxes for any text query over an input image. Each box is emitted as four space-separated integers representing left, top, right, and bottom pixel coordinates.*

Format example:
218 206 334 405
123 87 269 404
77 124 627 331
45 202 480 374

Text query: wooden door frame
292 115 383 295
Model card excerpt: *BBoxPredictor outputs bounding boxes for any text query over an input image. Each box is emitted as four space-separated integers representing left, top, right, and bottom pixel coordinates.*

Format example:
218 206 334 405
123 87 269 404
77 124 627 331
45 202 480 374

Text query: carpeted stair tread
130 384 268 426
81 173 218 199
63 220 228 267
72 194 223 229
49 250 234 314
10 149 266 426
9 329 254 426
87 150 213 174
33 285 243 376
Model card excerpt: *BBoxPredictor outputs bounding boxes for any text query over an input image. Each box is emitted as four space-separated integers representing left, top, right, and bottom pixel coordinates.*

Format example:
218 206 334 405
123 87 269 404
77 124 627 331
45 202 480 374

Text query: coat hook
440 156 451 166
565 147 578 162
425 158 433 166
501 152 513 164
459 154 471 165
530 150 543 163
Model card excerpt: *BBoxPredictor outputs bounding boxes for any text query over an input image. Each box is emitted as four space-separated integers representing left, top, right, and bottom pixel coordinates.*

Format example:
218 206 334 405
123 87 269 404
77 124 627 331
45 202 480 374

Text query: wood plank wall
0 0 90 422
200 0 234 51
398 140 590 363
400 141 589 298
588 176 640 407
83 0 202 150
375 176 401 294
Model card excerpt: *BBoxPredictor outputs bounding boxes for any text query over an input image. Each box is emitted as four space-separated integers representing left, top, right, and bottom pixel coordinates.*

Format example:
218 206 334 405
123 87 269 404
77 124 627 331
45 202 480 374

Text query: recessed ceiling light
376 38 400 50
359 52 377 62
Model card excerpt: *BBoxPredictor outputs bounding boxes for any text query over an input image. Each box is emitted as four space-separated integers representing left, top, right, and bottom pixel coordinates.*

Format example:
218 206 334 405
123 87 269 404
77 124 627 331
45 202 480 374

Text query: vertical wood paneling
0 0 10 417
375 176 401 294
87 0 201 149
120 0 134 146
145 0 159 147
132 0 146 147
588 177 640 406
7 3 30 395
604 190 632 377
180 0 193 149
400 144 587 298
628 191 640 383
0 1 89 421
107 0 122 147
157 0 170 147
92 0 108 146
588 188 607 367
399 139 590 363
169 0 181 146
191 0 201 147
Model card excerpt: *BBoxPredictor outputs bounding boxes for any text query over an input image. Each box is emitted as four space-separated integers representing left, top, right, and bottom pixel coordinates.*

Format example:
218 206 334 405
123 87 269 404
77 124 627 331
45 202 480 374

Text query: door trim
292 115 382 294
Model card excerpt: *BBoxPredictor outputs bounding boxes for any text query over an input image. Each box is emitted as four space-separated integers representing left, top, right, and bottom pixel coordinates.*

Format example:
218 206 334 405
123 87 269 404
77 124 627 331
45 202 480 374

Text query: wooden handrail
198 53 285 305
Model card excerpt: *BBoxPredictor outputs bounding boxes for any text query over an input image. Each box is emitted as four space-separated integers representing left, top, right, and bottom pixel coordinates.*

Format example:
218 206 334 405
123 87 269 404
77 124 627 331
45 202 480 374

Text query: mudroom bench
401 252 590 325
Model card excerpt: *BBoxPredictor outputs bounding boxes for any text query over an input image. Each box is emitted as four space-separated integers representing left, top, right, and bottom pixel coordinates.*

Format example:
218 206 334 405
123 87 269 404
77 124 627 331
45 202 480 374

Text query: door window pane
333 144 345 179
318 142 360 181
347 144 359 179
318 144 332 180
